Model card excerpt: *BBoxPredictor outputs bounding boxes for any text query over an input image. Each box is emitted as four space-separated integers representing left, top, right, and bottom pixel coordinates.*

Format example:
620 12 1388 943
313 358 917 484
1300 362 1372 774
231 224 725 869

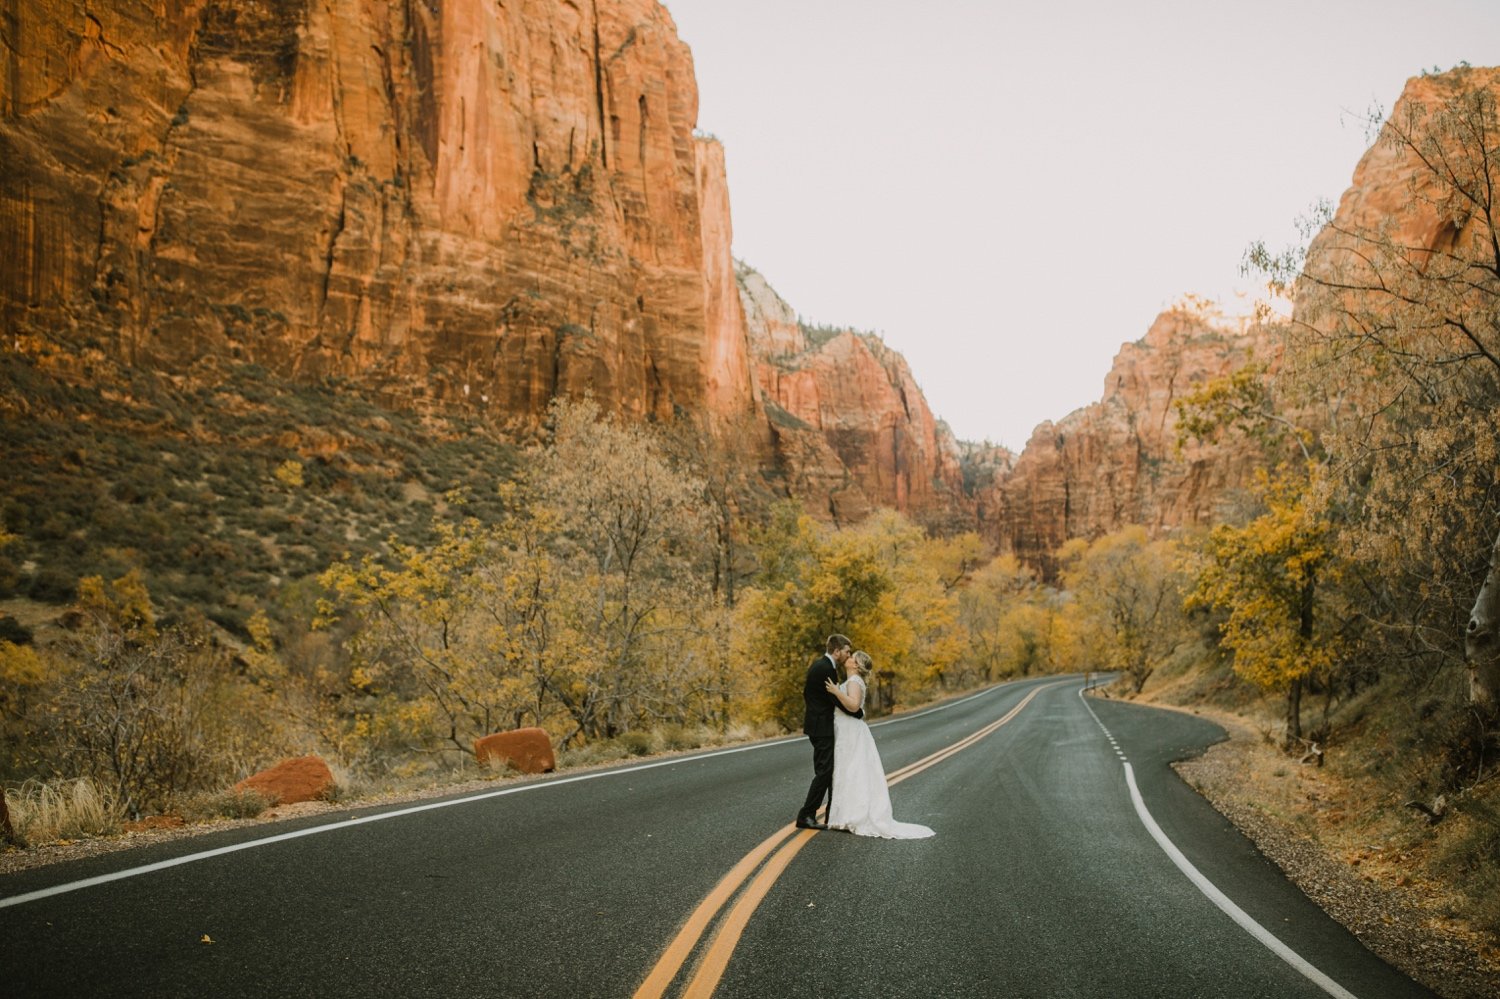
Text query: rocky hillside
736 263 976 530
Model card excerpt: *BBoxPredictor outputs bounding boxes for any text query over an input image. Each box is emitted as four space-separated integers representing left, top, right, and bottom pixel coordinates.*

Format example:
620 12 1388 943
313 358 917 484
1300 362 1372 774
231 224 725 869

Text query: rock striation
990 305 1272 573
2 0 752 425
736 263 976 530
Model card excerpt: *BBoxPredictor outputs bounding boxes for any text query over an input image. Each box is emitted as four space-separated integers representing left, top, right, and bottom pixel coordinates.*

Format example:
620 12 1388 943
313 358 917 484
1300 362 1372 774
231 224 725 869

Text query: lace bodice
841 675 867 711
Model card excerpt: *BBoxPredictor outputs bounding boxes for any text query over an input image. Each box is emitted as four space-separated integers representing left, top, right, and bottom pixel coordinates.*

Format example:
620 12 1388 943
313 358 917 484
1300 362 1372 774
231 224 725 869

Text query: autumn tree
1186 464 1342 745
1247 67 1500 712
660 412 768 608
319 398 724 755
317 506 559 757
528 398 716 738
735 504 895 728
45 571 278 814
956 555 1070 679
1060 527 1187 694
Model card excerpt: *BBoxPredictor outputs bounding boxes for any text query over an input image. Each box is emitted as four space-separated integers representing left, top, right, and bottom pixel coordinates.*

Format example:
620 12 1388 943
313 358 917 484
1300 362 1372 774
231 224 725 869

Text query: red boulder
474 728 555 774
235 755 334 806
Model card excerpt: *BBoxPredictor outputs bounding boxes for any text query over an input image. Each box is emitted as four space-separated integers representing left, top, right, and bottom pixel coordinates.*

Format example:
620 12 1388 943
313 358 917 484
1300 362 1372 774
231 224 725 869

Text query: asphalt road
0 676 1435 998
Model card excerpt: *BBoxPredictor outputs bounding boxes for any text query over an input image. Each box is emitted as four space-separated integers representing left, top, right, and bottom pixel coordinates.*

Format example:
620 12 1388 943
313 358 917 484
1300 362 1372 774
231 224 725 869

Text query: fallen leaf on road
201 935 214 944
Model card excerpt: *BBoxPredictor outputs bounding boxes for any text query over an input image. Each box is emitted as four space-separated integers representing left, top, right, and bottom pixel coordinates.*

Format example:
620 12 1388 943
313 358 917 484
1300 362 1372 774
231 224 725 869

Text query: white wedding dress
827 676 935 839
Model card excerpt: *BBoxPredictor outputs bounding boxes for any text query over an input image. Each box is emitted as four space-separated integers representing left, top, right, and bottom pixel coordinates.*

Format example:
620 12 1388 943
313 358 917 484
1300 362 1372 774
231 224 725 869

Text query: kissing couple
794 634 934 839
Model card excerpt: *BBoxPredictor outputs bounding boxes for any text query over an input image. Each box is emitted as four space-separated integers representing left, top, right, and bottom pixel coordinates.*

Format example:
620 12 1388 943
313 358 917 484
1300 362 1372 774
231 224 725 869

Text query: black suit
798 653 864 820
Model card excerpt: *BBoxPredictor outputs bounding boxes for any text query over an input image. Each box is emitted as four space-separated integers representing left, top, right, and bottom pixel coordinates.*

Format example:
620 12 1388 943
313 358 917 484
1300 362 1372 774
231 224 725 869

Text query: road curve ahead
1 677 1434 998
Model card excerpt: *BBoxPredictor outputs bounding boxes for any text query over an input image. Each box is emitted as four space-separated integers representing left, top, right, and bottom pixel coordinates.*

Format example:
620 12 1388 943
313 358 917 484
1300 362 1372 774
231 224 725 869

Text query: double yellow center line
633 681 1061 999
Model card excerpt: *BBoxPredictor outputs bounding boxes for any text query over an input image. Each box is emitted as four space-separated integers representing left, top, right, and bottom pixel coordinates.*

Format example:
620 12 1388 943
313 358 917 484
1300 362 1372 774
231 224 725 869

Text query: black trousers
800 735 834 816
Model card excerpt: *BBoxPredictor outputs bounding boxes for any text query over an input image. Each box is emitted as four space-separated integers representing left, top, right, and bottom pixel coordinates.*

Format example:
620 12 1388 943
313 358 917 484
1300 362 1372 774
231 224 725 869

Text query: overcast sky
662 0 1500 448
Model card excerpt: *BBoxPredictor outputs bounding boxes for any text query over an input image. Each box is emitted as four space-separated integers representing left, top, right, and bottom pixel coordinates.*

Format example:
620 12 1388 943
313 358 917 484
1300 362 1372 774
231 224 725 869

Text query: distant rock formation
737 263 976 529
991 306 1271 573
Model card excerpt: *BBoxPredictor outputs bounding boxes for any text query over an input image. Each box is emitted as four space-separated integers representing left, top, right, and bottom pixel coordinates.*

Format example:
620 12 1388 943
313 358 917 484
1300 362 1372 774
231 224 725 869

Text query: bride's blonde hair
850 651 873 677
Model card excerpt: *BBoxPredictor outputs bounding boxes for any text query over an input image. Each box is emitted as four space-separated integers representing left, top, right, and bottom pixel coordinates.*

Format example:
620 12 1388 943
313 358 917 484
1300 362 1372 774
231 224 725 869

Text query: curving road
1 677 1435 998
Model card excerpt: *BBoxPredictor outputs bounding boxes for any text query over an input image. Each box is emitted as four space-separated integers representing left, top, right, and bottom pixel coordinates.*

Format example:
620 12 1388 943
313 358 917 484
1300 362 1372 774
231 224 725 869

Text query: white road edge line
1079 687 1359 999
1 677 1055 910
1123 765 1358 999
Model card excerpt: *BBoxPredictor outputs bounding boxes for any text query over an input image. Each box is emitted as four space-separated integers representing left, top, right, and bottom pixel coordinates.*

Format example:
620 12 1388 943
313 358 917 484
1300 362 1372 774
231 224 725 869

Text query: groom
795 634 862 830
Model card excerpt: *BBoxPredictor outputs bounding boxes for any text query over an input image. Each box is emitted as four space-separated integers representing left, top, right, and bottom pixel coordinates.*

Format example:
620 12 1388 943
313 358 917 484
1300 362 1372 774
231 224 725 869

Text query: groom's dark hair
826 634 852 654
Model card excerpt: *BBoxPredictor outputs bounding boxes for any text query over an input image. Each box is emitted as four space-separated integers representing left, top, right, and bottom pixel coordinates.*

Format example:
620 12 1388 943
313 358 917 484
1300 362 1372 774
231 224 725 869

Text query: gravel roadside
1171 708 1500 999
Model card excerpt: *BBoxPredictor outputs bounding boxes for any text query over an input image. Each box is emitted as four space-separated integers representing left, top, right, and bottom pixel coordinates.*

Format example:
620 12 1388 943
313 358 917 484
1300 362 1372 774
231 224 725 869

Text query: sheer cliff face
992 308 1269 571
1296 68 1500 338
736 265 973 528
0 0 1283 546
2 0 753 423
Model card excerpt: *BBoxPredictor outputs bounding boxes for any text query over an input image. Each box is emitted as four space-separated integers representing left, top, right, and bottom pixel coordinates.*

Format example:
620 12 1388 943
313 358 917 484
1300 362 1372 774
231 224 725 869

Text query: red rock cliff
0 0 1287 547
737 263 974 529
2 0 973 525
1 0 754 425
992 306 1270 572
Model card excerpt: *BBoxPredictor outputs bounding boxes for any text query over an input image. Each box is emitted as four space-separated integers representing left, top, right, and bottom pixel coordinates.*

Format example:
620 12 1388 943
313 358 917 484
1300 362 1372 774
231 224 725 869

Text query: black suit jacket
802 653 864 736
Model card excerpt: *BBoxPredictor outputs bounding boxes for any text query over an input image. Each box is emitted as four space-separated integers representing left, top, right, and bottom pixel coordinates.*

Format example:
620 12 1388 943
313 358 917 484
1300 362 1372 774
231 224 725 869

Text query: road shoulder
1124 694 1500 999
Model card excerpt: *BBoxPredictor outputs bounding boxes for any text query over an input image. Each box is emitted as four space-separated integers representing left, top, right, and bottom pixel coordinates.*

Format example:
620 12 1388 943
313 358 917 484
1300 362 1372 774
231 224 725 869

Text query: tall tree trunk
1286 675 1304 746
1465 525 1500 716
1287 573 1314 747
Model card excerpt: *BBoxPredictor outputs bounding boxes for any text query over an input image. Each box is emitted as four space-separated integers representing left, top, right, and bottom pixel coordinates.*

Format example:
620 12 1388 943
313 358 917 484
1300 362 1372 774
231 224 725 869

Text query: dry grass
4 777 124 847
176 787 271 823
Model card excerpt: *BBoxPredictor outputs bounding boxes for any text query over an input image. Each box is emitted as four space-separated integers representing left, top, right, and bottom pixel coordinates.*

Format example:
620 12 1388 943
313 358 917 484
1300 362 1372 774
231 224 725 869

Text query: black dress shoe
795 816 828 830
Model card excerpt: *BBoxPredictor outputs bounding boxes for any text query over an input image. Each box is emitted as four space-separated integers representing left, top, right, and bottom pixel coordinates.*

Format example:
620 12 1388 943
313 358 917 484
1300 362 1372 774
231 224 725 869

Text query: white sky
663 0 1500 448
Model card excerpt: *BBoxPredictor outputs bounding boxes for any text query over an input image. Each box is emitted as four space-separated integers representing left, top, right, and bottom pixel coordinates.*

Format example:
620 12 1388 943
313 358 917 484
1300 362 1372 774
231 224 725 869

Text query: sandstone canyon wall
736 263 976 530
2 0 978 529
1295 67 1500 333
5 0 1381 565
2 0 756 425
991 306 1272 572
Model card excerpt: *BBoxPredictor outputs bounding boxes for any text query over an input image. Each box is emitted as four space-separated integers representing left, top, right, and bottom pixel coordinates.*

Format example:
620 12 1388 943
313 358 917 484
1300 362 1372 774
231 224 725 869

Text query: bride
823 651 935 839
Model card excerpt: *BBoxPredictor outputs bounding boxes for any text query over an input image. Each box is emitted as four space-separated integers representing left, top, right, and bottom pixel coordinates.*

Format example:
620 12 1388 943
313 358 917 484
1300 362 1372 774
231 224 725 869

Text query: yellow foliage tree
318 507 579 754
735 506 979 727
54 571 279 814
1059 527 1187 693
1247 69 1500 710
1186 463 1342 745
736 505 895 728
319 399 724 755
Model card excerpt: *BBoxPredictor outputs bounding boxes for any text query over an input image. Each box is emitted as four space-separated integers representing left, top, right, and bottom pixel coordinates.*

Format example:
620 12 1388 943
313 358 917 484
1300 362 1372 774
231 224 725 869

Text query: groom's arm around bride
795 634 858 829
